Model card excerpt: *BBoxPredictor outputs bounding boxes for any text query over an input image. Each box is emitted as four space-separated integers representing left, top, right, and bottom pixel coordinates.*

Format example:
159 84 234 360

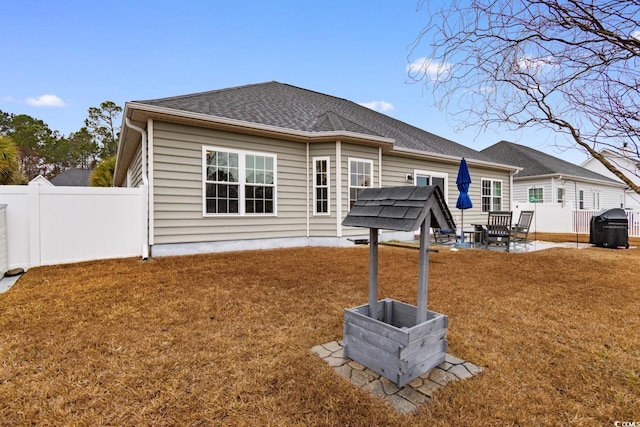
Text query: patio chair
483 211 513 252
510 210 534 250
433 228 457 244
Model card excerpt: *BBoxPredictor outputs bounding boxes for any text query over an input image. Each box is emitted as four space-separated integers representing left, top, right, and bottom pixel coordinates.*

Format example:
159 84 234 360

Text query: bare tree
409 0 640 194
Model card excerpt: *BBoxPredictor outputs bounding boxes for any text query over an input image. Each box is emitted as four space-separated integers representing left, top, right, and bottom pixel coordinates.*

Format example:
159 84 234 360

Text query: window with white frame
349 158 373 208
557 188 565 204
529 187 544 203
414 170 448 200
313 157 330 215
481 179 502 212
579 190 584 209
203 147 276 215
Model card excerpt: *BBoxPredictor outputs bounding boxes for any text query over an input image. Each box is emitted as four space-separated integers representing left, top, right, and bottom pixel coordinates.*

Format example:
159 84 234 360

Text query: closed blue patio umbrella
456 158 473 245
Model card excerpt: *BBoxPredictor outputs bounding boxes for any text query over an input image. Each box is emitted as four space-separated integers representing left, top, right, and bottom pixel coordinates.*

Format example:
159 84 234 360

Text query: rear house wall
151 121 308 245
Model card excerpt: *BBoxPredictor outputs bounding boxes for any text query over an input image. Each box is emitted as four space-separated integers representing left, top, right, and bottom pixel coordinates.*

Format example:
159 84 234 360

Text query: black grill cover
589 208 629 248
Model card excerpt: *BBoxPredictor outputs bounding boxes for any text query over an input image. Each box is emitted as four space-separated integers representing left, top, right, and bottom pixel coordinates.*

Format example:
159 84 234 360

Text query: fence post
27 182 41 268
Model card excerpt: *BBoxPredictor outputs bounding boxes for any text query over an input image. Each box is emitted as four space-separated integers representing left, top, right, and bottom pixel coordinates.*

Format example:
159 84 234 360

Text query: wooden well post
341 186 455 387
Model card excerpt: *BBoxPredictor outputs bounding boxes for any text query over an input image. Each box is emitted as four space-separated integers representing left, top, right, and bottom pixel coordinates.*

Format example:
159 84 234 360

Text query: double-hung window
313 157 330 215
349 158 373 208
528 187 544 203
481 179 502 212
203 147 276 216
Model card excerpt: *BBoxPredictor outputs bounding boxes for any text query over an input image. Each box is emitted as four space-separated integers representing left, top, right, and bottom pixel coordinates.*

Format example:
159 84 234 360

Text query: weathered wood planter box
344 298 448 387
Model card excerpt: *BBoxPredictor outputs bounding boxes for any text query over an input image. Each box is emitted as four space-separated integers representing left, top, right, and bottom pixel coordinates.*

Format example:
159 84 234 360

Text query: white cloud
25 94 66 107
515 54 558 74
632 30 640 41
359 100 395 112
407 57 452 81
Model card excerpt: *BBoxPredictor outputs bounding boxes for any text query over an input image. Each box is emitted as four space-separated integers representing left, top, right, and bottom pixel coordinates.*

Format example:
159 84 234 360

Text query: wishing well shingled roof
342 186 456 232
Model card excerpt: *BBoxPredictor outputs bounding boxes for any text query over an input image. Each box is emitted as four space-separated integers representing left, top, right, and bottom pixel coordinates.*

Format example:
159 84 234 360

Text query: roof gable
481 141 620 184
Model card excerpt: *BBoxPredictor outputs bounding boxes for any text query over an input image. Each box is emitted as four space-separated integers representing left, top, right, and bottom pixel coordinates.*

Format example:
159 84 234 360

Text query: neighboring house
580 149 640 210
29 175 54 186
482 141 626 210
50 169 92 186
114 81 518 256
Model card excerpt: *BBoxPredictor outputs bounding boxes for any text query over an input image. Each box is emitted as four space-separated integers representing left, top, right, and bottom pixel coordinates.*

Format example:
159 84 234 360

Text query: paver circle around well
310 341 484 414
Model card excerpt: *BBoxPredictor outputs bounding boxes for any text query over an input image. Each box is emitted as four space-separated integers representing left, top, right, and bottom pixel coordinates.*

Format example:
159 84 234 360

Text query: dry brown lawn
1 236 639 425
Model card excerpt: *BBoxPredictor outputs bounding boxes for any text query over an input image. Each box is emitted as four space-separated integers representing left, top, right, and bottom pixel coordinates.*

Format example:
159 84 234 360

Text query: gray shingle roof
50 169 92 186
342 186 456 232
136 81 497 163
481 141 620 183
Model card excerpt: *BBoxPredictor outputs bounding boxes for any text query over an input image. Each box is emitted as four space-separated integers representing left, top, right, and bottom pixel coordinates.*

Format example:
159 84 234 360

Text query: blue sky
1 0 586 164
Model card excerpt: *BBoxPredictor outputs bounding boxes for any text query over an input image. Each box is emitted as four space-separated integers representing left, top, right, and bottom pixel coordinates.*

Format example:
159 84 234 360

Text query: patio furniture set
433 210 534 252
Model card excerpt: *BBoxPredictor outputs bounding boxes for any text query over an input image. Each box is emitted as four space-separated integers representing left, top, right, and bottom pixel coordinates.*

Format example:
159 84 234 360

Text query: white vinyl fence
514 202 640 237
573 209 640 236
0 183 145 271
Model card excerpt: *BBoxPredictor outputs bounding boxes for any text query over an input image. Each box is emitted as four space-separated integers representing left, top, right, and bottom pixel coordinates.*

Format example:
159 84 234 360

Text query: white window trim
413 169 449 200
348 157 374 208
202 146 277 217
528 186 544 203
557 187 565 207
481 178 503 212
313 156 330 216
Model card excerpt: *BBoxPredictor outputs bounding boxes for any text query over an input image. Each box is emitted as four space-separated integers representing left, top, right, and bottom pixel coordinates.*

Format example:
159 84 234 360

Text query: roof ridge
134 81 281 104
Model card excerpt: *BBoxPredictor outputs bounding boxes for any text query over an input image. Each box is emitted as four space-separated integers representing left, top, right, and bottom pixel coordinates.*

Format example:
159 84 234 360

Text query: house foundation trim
149 232 414 258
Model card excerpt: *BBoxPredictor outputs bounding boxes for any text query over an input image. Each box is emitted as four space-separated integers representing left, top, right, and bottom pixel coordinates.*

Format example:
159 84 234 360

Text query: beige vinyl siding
470 170 511 224
382 153 511 228
341 143 379 237
127 143 143 187
381 154 458 200
152 121 307 244
308 143 338 237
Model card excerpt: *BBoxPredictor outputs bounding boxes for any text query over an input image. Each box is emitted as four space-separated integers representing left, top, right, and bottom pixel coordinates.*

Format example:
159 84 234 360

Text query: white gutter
391 146 521 172
124 102 396 146
124 117 149 260
124 102 522 174
522 173 627 188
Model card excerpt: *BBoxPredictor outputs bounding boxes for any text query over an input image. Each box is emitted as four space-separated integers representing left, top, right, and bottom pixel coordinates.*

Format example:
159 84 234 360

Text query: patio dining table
466 225 485 247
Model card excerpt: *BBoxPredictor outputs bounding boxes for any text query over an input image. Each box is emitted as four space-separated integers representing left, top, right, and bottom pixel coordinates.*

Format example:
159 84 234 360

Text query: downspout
306 141 310 238
336 141 342 237
509 170 515 211
124 117 149 260
378 147 382 187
